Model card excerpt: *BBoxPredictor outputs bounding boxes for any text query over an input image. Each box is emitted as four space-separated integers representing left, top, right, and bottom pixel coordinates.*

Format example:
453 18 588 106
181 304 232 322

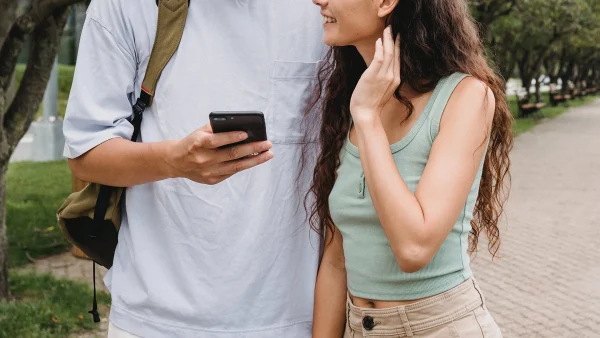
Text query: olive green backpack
56 0 189 322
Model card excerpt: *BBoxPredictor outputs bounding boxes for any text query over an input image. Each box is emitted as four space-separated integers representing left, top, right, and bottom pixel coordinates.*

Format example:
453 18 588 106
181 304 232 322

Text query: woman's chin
323 35 342 47
323 31 354 47
323 36 335 46
323 25 345 44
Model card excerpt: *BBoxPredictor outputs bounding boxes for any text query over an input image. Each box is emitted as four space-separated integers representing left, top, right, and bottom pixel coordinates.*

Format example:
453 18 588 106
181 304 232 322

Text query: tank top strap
429 72 471 140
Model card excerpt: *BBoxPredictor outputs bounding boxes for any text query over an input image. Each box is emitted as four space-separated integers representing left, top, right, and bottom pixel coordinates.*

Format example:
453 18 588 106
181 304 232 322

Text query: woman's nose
312 0 328 7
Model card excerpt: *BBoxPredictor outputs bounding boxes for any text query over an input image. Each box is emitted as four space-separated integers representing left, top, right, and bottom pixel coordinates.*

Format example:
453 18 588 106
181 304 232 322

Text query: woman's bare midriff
349 293 430 309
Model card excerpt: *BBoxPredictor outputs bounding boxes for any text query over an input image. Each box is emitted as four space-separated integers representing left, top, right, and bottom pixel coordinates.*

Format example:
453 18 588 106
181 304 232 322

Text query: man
63 0 326 337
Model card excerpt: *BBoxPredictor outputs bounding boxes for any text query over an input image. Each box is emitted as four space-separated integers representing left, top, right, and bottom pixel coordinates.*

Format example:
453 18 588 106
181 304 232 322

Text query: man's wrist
149 140 180 180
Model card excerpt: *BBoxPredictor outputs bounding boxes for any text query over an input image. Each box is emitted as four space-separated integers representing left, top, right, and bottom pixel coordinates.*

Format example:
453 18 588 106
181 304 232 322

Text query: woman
307 0 513 337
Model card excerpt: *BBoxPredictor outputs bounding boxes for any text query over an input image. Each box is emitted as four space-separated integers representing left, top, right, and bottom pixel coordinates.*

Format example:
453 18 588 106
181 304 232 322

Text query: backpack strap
87 0 189 323
96 0 189 242
141 0 189 104
130 0 189 141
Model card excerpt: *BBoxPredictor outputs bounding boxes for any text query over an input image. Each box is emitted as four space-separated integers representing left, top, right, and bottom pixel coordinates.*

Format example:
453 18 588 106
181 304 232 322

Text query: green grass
0 272 110 338
15 64 74 119
4 160 109 338
6 161 73 267
509 93 600 136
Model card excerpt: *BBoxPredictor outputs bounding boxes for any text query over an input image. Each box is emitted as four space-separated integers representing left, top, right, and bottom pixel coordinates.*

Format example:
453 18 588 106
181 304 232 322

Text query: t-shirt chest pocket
266 61 320 144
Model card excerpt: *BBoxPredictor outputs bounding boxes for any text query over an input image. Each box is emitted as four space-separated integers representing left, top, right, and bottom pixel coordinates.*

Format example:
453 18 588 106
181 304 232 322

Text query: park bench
548 83 570 106
567 81 584 99
581 81 597 95
515 89 545 118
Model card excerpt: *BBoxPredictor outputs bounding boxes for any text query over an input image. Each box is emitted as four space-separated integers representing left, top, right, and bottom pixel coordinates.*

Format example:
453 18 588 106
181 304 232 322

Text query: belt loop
397 307 414 337
346 294 355 337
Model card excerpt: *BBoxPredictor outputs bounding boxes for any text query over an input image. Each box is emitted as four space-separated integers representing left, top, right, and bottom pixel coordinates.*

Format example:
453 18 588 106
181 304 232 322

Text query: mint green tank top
329 72 486 300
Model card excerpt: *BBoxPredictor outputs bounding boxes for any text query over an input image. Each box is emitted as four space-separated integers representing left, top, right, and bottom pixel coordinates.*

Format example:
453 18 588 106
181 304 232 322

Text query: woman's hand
349 26 401 124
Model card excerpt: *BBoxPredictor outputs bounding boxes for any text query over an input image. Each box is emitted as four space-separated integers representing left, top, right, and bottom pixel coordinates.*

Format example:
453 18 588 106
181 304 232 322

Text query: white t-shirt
63 0 326 337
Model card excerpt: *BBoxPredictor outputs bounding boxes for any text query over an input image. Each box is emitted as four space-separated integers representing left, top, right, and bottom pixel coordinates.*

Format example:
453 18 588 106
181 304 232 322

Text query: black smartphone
209 111 268 147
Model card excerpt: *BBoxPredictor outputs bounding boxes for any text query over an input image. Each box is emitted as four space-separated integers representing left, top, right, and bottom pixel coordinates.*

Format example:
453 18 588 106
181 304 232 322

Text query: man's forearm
68 138 175 188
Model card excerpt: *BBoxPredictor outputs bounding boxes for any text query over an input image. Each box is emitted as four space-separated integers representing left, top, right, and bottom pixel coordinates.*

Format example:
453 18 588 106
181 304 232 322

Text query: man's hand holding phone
164 123 273 185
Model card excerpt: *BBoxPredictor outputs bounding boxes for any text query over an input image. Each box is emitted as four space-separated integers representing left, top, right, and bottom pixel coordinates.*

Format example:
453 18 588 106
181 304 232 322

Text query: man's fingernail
239 132 248 140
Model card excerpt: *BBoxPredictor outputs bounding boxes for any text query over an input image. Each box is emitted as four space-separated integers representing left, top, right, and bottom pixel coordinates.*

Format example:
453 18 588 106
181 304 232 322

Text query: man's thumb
199 122 213 134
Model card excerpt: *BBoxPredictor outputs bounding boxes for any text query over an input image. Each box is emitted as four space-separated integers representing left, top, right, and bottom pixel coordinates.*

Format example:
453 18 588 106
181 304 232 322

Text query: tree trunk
0 0 13 293
521 45 554 95
587 67 596 86
499 51 517 82
0 164 8 299
518 51 532 93
543 58 556 84
0 0 84 300
0 1 18 47
494 31 517 82
573 63 581 83
557 48 567 83
534 74 542 102
544 48 566 85
576 62 592 85
0 0 18 121
4 9 71 153
561 59 576 94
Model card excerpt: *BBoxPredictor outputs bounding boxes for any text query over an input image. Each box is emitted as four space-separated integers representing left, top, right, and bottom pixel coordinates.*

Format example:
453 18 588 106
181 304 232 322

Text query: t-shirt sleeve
62 9 138 159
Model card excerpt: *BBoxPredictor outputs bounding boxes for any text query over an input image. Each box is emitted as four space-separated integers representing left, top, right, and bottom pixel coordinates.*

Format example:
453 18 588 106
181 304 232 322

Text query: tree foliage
484 0 600 96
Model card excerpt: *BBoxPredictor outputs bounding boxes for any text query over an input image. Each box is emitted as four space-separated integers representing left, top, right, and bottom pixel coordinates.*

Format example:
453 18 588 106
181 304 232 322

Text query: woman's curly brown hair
301 0 513 258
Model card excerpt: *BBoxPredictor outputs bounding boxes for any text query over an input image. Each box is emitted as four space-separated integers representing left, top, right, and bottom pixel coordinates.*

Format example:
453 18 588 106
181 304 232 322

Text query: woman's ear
377 0 399 18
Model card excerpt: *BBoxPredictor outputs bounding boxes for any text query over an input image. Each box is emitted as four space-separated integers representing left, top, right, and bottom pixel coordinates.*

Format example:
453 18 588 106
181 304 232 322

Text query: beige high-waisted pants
344 277 502 338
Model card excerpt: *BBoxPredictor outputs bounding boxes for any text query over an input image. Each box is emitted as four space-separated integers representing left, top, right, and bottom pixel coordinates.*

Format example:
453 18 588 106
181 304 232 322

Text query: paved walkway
19 251 109 293
22 99 600 337
471 99 600 337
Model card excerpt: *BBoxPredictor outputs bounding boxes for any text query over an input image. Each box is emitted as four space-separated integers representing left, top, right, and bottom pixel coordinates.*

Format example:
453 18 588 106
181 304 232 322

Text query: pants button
362 315 375 330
